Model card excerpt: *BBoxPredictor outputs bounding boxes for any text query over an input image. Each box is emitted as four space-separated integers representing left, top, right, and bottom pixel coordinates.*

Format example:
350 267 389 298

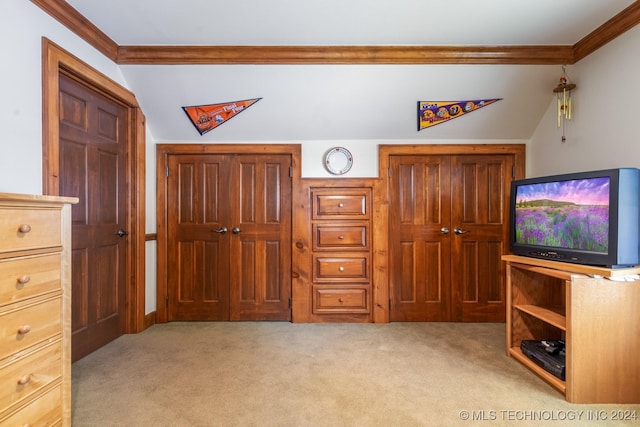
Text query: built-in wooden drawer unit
313 255 369 283
312 188 371 220
0 296 62 361
0 208 62 255
0 341 62 415
305 183 374 320
313 225 369 251
313 286 369 314
0 254 61 305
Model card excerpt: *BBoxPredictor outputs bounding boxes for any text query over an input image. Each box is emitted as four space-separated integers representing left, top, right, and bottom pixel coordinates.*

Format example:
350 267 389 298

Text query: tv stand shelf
504 255 640 403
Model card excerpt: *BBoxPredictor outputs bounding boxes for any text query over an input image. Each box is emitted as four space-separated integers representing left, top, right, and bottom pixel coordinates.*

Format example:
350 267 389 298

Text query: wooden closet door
450 155 511 322
229 154 292 320
167 154 232 320
166 153 292 321
389 155 452 321
388 153 511 322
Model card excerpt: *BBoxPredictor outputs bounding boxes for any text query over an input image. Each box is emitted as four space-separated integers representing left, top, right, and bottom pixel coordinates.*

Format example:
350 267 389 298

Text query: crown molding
31 0 118 61
573 1 640 62
32 0 640 65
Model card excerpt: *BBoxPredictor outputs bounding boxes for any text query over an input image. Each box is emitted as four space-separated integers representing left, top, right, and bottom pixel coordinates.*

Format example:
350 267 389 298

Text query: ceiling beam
116 45 575 65
31 0 640 65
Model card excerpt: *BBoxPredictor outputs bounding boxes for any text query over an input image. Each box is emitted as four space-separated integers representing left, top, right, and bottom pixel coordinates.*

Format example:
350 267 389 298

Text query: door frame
41 38 146 334
374 144 526 323
155 143 302 323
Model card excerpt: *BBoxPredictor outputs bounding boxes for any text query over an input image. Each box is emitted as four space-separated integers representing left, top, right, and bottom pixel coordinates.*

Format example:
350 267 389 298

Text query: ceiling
55 0 638 142
65 0 634 46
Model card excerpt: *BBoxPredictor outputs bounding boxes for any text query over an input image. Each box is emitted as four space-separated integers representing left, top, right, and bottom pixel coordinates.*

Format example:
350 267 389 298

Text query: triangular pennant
418 98 501 131
183 98 261 135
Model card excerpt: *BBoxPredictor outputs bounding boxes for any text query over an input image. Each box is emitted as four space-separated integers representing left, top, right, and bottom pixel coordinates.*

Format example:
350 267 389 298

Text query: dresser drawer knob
338 298 344 303
17 275 31 285
17 374 31 386
339 266 345 272
338 235 345 240
18 224 32 233
338 203 344 208
17 325 31 335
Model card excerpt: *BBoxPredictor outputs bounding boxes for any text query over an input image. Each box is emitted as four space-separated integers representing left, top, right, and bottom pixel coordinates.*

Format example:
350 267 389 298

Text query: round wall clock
324 147 353 175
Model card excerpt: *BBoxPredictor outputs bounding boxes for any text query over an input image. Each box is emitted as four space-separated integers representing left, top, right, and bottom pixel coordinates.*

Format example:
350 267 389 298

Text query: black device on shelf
520 340 566 381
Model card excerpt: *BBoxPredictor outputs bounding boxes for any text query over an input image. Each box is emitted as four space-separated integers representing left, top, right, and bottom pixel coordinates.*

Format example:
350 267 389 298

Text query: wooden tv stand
503 255 640 403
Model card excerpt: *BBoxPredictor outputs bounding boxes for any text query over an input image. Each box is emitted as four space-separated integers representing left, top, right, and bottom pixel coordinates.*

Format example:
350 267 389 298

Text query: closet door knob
232 227 241 234
213 227 227 234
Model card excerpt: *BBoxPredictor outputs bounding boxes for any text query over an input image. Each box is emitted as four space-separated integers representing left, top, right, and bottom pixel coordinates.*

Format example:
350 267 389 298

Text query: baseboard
143 311 156 330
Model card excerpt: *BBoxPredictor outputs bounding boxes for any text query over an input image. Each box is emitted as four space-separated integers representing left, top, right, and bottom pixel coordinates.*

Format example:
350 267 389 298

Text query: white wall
528 25 640 177
0 0 128 195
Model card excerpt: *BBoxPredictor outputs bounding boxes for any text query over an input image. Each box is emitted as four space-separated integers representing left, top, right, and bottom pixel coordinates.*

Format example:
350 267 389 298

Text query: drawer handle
17 325 32 335
338 235 345 240
17 275 31 285
17 374 31 386
338 203 344 208
18 224 32 234
338 298 344 303
339 266 345 272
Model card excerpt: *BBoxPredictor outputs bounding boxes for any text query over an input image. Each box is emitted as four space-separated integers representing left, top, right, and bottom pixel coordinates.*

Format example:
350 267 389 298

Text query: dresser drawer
312 189 370 220
0 341 62 416
0 382 62 426
313 225 368 251
0 254 61 307
313 255 369 283
0 297 61 361
313 286 369 313
0 208 62 254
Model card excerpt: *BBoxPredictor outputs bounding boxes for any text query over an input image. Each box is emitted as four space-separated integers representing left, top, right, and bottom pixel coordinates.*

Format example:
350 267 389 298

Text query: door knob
232 227 241 234
440 227 449 235
116 229 129 237
213 227 228 234
454 227 470 235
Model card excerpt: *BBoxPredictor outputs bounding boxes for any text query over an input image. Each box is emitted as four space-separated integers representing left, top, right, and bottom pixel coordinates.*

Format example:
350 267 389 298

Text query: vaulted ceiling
34 0 640 141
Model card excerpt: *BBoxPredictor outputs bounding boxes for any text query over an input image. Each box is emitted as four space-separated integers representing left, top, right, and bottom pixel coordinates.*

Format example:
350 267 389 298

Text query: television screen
514 177 610 254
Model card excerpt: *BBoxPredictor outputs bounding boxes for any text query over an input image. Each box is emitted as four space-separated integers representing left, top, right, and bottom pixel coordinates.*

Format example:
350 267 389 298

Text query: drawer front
313 255 369 283
0 208 62 254
0 382 62 426
313 286 369 313
0 254 61 306
313 225 368 251
0 297 61 361
312 189 371 219
0 341 62 415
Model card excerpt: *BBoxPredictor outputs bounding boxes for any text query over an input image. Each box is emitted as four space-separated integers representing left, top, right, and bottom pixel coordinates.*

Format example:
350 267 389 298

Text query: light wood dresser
0 193 77 426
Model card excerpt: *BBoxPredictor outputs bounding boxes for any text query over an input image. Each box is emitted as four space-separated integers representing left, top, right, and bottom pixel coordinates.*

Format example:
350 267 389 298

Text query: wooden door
389 155 452 321
167 154 292 321
229 155 292 320
451 155 511 322
167 154 231 320
58 73 127 361
389 154 511 322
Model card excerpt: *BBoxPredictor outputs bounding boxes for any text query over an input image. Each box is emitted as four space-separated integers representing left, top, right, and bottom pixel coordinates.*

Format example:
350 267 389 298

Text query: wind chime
553 65 576 143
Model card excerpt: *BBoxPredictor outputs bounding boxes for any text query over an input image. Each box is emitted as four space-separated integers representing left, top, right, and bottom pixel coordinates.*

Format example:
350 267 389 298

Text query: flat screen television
509 168 640 268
